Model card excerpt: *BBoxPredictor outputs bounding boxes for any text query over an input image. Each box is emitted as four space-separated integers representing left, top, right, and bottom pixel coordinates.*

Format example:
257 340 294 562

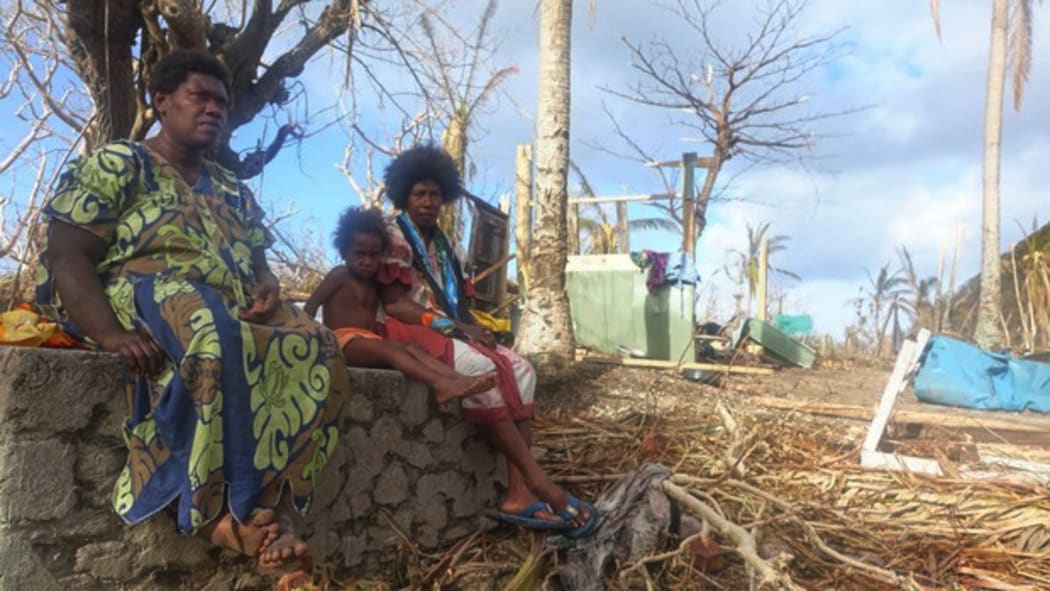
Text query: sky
2 0 1048 337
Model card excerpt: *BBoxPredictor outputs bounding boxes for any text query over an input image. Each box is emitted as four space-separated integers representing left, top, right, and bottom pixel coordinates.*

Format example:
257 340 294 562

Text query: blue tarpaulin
914 336 1050 412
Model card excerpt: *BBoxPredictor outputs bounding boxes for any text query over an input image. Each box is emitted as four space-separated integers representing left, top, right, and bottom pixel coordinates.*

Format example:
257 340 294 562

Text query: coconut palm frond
577 218 604 232
569 159 597 198
770 266 801 281
629 217 680 233
1010 0 1036 109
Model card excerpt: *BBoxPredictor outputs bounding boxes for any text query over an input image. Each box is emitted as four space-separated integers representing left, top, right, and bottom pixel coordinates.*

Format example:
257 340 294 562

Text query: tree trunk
515 0 574 362
440 106 469 244
514 144 533 291
974 0 1008 349
615 201 629 253
65 0 144 149
60 0 357 176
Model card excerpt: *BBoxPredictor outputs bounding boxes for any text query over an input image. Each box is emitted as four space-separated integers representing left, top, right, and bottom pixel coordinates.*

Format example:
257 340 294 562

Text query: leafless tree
606 0 858 248
0 0 420 305
338 0 517 242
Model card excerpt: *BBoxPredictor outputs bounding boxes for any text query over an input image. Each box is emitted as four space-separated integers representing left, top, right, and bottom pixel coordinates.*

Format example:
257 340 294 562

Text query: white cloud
245 0 1050 338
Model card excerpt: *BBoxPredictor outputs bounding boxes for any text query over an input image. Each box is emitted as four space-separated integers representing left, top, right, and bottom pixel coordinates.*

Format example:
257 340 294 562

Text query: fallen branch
673 475 925 591
662 480 802 590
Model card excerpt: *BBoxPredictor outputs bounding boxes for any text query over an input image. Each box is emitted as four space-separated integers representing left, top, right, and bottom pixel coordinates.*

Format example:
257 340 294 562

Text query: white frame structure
859 329 944 476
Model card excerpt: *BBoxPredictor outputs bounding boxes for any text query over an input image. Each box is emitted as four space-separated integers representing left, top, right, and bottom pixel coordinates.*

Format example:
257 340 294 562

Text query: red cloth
458 342 525 424
376 317 527 424
376 317 454 367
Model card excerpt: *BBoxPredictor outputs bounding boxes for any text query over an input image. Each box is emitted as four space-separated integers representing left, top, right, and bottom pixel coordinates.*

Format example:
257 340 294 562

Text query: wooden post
757 238 769 322
514 145 533 289
942 222 963 330
616 201 629 253
934 238 946 332
567 202 580 255
680 152 697 260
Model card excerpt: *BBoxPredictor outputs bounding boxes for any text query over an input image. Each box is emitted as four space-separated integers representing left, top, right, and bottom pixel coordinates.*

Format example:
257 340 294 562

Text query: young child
306 207 495 403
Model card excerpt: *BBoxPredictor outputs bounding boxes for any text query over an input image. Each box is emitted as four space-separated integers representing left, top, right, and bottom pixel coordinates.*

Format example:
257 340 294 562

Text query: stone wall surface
0 346 503 590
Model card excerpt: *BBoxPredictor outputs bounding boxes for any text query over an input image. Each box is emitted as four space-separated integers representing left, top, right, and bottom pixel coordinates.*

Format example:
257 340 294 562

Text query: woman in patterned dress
36 50 349 571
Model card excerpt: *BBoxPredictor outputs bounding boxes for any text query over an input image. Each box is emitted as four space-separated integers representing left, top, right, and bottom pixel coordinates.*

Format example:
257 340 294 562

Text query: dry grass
302 365 1050 590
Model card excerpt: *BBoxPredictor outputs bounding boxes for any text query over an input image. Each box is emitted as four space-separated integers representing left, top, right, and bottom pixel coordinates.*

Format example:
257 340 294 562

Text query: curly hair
383 144 463 209
148 49 232 100
333 206 388 255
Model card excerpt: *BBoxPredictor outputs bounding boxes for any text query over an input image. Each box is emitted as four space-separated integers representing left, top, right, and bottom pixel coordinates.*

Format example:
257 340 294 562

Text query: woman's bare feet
259 510 310 570
201 509 279 557
433 372 497 403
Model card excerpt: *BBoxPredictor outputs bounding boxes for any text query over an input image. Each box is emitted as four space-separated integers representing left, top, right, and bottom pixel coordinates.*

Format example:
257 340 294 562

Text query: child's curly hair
333 206 388 254
383 144 463 210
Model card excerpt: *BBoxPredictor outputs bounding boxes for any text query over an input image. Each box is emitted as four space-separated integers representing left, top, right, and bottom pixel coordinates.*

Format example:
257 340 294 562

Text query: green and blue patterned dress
37 141 349 533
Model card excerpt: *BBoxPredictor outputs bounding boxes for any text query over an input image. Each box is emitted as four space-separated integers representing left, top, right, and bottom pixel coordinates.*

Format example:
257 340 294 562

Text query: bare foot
202 509 279 557
259 512 309 570
433 372 497 403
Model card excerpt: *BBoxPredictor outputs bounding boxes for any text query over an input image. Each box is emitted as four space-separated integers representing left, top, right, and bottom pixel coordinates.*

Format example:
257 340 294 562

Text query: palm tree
577 204 679 254
728 222 800 317
862 263 909 354
516 0 575 361
896 246 938 331
931 0 1039 348
418 0 519 242
568 159 680 254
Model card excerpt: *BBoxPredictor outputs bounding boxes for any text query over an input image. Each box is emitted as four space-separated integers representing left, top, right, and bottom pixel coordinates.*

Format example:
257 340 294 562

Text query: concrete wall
0 346 503 590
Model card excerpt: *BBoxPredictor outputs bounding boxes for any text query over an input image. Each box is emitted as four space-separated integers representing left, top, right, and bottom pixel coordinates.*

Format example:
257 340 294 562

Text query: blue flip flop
494 502 573 531
558 496 600 540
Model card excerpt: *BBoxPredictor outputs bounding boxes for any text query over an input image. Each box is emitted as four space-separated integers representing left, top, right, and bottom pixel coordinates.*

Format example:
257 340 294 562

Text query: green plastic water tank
565 254 695 361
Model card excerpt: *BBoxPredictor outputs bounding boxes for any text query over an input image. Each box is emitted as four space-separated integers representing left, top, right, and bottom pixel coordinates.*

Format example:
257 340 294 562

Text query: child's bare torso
321 267 381 331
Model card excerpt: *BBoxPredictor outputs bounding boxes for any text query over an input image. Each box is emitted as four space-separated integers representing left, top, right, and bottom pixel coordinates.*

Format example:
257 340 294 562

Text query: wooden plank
645 157 715 169
581 355 775 375
860 449 944 476
858 331 944 477
475 253 515 283
514 144 532 289
568 193 675 205
681 152 696 259
756 239 769 321
751 397 1047 435
567 202 579 255
862 337 923 453
616 201 629 253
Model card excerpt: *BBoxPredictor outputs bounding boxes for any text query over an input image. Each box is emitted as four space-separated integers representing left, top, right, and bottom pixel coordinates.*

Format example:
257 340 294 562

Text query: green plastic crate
745 319 816 368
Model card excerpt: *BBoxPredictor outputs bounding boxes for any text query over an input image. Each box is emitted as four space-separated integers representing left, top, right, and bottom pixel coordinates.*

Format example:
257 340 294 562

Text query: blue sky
3 0 1048 337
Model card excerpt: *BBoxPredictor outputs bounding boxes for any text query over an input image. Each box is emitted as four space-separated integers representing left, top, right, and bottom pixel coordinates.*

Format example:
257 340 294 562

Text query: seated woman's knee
453 341 497 376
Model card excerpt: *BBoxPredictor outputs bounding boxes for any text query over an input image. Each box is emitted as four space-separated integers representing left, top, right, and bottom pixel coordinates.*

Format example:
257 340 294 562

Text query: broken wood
646 156 715 169
581 355 775 375
663 480 802 590
474 253 516 283
749 397 1047 435
567 193 675 205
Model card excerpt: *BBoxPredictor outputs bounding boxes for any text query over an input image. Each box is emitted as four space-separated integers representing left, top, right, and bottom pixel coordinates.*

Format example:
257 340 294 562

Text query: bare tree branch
604 0 861 247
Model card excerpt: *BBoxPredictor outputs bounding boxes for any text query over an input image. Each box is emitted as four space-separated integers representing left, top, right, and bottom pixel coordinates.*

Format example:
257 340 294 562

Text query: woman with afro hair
374 144 597 536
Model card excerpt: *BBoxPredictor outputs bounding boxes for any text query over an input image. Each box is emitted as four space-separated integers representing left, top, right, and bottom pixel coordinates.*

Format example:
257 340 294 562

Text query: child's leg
343 339 492 402
401 343 464 377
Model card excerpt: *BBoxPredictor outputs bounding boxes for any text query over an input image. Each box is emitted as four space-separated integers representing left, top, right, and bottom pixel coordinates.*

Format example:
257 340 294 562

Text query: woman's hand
99 327 166 376
459 323 496 349
239 273 281 323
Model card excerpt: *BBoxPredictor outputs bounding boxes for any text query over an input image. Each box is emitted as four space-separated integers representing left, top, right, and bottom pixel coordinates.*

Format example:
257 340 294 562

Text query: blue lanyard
398 213 461 320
